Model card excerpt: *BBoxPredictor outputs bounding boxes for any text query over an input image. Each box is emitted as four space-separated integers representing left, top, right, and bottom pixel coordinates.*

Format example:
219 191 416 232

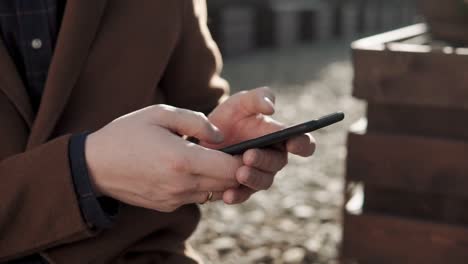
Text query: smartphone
220 112 345 155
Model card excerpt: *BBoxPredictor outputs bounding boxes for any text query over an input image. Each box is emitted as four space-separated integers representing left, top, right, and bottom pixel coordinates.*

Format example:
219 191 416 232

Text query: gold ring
207 191 214 202
200 191 213 205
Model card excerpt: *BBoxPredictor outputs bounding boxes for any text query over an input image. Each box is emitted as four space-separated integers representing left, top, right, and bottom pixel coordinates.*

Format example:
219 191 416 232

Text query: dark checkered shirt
0 0 65 110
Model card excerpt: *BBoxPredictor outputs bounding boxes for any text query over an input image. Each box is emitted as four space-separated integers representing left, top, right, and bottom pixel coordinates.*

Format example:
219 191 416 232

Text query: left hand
201 87 316 204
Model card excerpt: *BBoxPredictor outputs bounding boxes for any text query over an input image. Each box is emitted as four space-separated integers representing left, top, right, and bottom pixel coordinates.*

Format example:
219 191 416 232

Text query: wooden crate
343 24 468 263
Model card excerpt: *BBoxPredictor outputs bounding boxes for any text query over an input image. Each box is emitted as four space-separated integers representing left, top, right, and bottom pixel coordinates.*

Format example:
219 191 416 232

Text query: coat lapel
0 41 34 128
27 0 108 148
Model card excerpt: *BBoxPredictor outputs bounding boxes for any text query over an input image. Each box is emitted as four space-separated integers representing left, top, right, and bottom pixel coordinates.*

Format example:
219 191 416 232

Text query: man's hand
202 87 316 204
85 105 242 212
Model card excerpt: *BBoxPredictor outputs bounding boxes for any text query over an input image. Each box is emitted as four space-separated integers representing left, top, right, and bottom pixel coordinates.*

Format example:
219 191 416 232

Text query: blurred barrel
272 3 301 48
220 6 256 56
341 1 359 39
207 0 421 55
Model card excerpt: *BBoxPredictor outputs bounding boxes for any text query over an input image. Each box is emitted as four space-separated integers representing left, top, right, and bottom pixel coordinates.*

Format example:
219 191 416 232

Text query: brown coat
0 0 228 263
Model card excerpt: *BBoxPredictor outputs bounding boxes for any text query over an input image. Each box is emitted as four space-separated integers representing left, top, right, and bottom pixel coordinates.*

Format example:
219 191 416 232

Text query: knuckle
237 167 252 185
226 180 240 190
240 168 262 189
194 111 208 120
225 161 241 180
245 150 258 166
152 104 173 120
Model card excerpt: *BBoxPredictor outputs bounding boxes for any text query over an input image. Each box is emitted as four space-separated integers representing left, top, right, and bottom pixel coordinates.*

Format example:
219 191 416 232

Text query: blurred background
189 0 423 263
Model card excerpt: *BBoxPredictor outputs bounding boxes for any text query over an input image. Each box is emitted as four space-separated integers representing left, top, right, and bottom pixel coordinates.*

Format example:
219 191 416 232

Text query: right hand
85 105 242 212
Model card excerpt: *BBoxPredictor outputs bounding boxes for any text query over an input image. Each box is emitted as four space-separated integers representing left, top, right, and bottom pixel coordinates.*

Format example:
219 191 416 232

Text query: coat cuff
69 133 119 229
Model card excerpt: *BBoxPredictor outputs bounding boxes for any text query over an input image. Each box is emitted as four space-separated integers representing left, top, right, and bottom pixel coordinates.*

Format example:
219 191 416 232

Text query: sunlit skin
86 87 315 212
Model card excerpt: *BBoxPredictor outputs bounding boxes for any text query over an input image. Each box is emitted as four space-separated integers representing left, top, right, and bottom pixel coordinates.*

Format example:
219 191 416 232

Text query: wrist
84 132 105 197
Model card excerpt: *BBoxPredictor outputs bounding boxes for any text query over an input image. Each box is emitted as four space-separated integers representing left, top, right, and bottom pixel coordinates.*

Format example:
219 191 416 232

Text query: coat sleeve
0 134 95 261
159 0 230 114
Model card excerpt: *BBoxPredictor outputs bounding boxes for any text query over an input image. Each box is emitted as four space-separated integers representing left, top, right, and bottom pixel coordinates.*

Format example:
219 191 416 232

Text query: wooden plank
351 25 468 109
364 185 468 226
342 212 468 264
352 48 468 109
367 103 468 141
346 132 468 197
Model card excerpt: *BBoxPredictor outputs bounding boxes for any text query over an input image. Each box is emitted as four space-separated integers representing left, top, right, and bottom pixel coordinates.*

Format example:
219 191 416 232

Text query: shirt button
31 38 43 49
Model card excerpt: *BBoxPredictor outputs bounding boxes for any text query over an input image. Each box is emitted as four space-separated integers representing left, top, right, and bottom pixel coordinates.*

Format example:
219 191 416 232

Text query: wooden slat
367 103 468 141
364 186 468 226
346 132 468 197
351 23 427 51
420 0 468 44
342 212 468 264
353 49 468 109
351 25 468 109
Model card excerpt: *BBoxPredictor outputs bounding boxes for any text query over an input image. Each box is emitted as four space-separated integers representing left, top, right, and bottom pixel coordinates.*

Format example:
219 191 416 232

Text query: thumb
151 105 224 144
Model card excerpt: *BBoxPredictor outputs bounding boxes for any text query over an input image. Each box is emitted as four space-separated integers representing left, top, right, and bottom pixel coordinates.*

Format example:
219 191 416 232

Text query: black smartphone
220 112 345 155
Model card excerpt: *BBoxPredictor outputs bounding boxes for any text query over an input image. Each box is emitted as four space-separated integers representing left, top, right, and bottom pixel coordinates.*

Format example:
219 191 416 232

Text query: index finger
250 118 316 157
286 133 316 157
187 145 243 182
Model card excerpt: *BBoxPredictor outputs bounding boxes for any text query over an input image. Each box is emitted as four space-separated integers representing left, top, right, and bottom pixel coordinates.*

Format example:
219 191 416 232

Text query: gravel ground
190 41 366 264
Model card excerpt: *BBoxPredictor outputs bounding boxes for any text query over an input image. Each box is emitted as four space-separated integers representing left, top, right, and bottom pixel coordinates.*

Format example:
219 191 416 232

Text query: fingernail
264 96 275 112
212 125 224 142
